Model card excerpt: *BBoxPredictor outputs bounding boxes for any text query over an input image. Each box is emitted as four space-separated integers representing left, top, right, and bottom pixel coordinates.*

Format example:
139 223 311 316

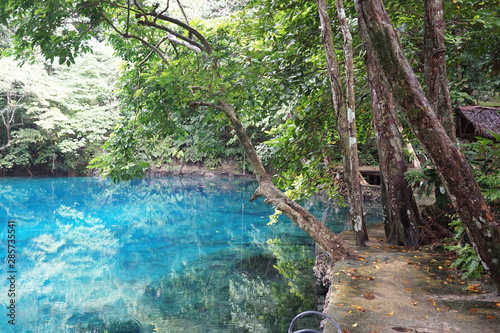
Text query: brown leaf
363 291 376 300
391 327 412 332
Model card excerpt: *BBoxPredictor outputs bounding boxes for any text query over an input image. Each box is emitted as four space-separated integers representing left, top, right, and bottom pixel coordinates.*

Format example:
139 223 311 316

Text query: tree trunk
212 101 357 262
366 55 421 247
423 0 455 141
317 0 367 246
354 0 500 293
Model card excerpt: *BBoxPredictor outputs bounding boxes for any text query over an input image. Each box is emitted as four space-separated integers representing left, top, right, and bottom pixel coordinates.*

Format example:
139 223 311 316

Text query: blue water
0 177 382 332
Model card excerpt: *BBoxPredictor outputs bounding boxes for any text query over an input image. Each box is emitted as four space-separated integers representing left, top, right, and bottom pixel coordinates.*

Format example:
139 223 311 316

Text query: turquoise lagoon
0 177 382 332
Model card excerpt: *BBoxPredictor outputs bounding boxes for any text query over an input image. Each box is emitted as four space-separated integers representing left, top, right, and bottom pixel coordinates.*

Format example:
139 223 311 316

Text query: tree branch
99 14 171 64
137 11 212 54
136 19 204 53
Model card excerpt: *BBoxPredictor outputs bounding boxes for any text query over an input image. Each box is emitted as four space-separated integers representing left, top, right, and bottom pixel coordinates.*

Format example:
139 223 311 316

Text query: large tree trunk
354 0 500 293
317 0 367 246
210 101 357 262
423 0 455 141
366 55 421 247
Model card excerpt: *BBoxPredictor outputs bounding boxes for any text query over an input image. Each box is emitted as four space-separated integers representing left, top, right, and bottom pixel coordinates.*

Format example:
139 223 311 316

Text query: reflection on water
0 177 382 332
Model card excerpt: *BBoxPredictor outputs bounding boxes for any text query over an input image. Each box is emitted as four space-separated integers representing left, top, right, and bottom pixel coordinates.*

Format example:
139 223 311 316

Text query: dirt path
323 224 499 333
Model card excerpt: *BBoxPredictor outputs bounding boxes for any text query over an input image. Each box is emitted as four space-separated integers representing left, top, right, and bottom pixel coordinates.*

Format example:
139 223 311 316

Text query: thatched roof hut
455 106 500 140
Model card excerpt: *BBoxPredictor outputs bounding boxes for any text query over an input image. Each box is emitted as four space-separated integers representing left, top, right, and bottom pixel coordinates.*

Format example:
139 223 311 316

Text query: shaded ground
323 224 499 333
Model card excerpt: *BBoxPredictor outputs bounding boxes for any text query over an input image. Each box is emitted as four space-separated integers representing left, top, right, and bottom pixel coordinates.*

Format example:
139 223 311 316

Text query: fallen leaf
406 288 413 292
387 312 395 316
352 323 358 327
486 315 495 319
352 305 366 312
363 291 376 300
470 308 478 312
391 327 412 332
496 302 500 307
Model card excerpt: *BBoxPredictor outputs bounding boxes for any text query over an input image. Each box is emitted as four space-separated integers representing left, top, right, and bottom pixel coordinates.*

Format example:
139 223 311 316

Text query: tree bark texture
355 0 500 293
366 56 421 247
423 0 455 141
215 102 357 262
317 0 367 246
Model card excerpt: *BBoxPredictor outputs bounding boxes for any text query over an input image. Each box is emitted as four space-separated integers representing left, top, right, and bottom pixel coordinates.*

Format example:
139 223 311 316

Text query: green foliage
445 0 500 105
0 41 119 174
87 121 149 182
405 131 500 204
405 163 450 210
460 132 500 200
445 218 485 280
2 0 497 189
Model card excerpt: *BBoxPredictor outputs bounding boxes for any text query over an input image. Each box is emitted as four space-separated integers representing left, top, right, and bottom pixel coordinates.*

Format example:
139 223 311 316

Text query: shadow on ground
323 224 499 333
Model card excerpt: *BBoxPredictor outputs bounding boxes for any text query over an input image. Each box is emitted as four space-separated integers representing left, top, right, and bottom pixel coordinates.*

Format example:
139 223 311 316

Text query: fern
444 218 485 280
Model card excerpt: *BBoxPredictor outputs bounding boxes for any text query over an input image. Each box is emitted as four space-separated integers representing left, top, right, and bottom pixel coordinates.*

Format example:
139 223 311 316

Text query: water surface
0 177 382 332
